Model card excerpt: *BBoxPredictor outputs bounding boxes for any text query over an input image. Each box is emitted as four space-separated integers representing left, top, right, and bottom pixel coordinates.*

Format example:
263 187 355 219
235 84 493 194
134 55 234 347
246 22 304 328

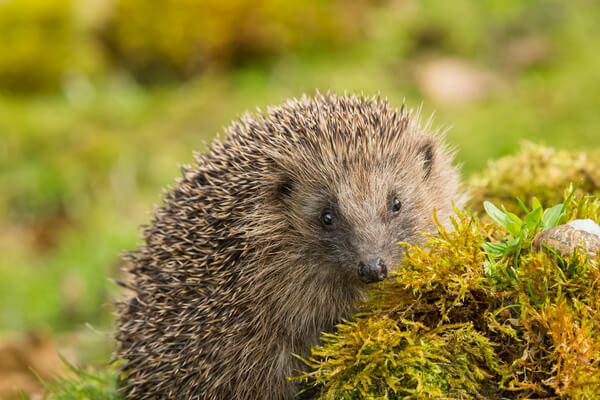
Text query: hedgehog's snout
357 257 388 284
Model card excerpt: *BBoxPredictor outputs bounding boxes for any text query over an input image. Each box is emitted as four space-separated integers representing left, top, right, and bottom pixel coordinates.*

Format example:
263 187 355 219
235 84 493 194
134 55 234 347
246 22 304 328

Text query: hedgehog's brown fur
115 92 467 399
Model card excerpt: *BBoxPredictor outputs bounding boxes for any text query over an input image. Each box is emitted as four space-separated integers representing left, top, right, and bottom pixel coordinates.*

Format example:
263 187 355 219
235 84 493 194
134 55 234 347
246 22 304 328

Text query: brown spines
115 92 466 399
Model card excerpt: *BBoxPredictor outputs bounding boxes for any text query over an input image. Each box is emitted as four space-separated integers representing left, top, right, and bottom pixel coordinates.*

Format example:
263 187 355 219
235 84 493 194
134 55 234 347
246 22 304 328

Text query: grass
22 358 123 400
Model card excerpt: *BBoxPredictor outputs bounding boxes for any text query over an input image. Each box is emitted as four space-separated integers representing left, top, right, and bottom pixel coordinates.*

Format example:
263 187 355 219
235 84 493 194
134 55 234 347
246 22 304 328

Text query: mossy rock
295 144 600 399
469 143 600 217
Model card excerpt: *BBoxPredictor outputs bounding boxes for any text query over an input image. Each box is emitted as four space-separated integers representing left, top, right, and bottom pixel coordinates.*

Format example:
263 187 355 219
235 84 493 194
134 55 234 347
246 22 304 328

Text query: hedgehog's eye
321 210 335 227
391 197 402 214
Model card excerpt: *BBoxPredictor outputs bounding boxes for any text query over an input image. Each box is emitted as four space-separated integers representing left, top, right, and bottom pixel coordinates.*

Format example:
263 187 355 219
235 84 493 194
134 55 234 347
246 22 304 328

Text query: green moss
469 143 600 216
296 193 600 399
298 319 506 399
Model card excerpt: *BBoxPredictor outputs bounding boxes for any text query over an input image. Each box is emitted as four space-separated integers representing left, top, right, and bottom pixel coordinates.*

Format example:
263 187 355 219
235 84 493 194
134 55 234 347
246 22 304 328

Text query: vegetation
470 144 600 215
23 359 123 400
295 190 600 399
102 0 371 80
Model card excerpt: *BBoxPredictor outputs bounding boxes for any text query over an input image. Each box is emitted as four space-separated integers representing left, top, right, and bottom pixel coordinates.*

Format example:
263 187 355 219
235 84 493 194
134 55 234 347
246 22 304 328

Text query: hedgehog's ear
418 141 435 180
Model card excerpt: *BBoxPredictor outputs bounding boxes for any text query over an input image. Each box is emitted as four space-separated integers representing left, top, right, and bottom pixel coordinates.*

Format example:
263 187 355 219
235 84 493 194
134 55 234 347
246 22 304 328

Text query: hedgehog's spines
116 92 466 400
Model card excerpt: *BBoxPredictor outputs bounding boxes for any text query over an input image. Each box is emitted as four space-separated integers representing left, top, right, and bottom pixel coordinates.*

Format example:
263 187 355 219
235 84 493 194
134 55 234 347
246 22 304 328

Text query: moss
299 318 506 399
296 193 600 399
469 143 600 216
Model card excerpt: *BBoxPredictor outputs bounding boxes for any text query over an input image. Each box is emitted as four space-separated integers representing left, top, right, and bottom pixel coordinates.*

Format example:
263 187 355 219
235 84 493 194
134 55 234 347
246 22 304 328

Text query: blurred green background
0 0 599 396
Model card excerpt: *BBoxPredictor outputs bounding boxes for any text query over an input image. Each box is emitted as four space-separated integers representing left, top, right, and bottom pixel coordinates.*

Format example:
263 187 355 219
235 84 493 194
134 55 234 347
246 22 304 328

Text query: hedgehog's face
310 188 406 284
311 175 423 285
277 147 436 286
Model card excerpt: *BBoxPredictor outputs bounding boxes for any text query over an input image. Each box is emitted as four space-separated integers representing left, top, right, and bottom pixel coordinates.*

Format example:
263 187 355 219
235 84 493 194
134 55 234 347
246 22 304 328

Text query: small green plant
483 196 566 259
23 356 124 400
482 187 577 283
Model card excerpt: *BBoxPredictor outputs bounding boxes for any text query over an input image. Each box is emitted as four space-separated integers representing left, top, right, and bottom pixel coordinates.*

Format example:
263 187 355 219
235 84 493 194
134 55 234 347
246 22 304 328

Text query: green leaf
483 241 509 257
504 237 522 254
563 184 578 209
523 207 543 233
516 197 530 214
483 236 522 258
483 201 508 229
484 201 523 237
504 211 524 237
541 204 563 230
531 197 542 211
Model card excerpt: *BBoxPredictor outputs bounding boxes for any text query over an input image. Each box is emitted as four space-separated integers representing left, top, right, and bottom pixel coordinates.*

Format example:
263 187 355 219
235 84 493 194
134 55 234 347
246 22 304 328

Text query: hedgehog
115 92 467 399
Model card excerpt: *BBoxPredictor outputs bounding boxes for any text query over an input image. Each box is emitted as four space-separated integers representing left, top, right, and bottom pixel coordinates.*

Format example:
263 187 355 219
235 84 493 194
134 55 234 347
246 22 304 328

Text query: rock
531 221 600 258
567 219 600 236
413 58 499 105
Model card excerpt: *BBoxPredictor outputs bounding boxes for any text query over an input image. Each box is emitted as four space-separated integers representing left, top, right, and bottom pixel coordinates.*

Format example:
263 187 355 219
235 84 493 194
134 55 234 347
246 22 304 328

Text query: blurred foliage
404 0 562 57
469 144 600 216
296 193 600 399
102 0 370 80
0 0 103 93
0 0 75 92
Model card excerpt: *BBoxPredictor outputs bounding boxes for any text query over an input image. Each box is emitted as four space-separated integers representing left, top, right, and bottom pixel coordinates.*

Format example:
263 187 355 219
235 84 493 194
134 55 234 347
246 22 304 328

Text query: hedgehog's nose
357 257 388 284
